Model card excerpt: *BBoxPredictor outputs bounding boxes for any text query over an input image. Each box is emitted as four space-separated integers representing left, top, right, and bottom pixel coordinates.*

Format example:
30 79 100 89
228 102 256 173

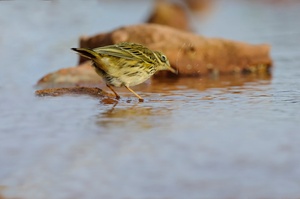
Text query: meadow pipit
72 42 177 102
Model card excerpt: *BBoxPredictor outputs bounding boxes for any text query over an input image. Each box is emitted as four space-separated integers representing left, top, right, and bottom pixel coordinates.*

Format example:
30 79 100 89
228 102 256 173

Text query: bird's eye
161 55 167 62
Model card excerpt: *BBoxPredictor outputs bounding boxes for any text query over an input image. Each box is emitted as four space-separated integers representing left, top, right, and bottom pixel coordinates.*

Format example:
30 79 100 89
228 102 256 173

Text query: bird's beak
168 66 178 74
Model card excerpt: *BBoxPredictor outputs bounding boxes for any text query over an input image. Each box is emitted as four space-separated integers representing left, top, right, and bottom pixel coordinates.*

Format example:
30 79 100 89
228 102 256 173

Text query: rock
78 24 272 77
147 0 190 31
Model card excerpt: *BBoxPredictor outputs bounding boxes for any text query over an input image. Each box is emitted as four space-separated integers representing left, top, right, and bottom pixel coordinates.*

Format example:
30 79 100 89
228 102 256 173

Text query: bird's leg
124 86 144 102
106 84 120 99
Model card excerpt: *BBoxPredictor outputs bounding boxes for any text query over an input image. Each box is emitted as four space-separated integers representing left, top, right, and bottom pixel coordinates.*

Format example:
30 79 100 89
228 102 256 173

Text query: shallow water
1 0 300 198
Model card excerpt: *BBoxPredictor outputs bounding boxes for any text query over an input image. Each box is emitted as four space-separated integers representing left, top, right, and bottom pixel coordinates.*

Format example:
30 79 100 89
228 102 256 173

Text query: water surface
0 1 300 198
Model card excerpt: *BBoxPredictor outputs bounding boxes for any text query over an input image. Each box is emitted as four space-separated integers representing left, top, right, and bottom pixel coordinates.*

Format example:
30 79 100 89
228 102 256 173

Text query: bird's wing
93 45 134 60
93 42 156 64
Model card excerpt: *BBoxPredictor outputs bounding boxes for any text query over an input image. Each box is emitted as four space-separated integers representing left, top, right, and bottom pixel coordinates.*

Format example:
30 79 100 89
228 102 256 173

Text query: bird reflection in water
96 97 173 131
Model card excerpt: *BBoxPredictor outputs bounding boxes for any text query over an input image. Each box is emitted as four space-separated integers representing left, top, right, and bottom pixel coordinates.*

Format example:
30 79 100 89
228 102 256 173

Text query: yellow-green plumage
71 42 177 101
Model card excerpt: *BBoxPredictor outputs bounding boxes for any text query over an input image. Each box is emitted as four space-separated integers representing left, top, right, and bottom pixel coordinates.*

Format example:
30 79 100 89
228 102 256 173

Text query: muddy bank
35 87 111 98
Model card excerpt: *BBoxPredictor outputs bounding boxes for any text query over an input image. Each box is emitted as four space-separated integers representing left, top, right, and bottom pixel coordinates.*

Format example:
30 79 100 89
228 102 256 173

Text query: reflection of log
35 87 110 98
37 24 272 85
149 72 272 92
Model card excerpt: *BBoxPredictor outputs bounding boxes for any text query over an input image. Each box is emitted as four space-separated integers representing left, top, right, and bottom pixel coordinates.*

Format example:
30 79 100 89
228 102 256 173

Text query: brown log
147 0 190 31
78 24 272 77
37 24 272 85
184 0 214 12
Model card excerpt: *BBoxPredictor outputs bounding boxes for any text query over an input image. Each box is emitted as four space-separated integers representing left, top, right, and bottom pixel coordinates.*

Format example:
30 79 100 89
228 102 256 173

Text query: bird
71 42 177 102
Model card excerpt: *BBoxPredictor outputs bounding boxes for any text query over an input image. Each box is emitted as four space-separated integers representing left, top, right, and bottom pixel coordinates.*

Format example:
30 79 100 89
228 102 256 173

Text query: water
1 0 300 198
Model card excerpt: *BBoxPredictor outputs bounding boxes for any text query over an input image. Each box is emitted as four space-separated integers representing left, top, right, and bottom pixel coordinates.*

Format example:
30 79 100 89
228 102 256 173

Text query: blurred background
0 0 300 198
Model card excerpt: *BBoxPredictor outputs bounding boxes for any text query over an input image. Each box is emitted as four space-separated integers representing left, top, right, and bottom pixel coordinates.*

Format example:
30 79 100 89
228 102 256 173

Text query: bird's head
154 51 178 74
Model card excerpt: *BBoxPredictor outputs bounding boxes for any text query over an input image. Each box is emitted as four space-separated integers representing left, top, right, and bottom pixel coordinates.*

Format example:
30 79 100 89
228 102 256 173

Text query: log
147 1 190 31
37 24 272 85
78 24 272 77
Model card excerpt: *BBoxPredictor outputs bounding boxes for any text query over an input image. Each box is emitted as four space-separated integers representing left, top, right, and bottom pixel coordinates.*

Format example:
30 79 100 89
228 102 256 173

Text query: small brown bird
72 42 177 102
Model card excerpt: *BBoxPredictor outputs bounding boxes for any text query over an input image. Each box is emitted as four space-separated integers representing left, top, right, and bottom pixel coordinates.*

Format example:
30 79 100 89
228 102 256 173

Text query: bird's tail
71 48 99 60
